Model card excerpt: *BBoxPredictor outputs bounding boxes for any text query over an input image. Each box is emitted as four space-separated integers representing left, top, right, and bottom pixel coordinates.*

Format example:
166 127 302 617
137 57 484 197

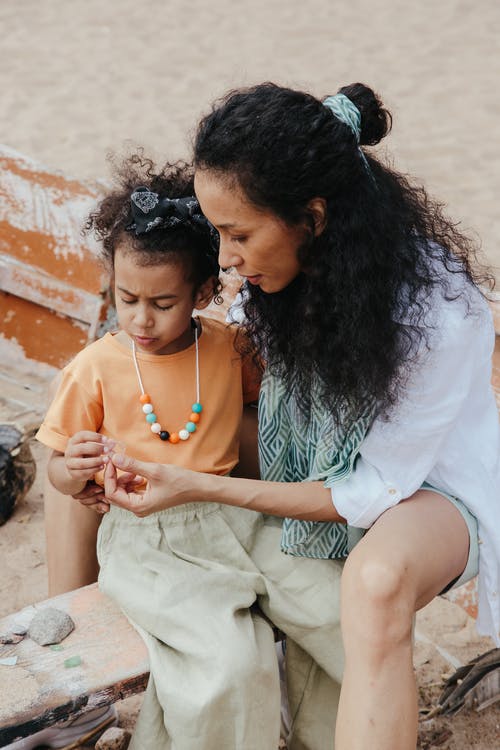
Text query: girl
102 84 500 750
35 154 345 750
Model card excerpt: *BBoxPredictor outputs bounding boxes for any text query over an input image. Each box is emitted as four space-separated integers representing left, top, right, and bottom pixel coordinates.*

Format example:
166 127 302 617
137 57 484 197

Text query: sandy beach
1 1 499 747
1 0 499 272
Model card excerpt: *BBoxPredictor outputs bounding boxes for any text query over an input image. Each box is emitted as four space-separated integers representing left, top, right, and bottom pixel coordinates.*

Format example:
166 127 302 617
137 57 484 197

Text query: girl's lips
134 335 157 346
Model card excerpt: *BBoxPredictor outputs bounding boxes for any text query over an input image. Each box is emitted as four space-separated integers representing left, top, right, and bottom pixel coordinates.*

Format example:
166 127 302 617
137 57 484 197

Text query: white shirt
229 274 500 644
332 275 500 644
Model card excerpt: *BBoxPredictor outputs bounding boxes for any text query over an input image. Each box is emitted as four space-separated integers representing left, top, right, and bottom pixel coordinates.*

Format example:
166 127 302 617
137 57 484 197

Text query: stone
28 607 75 645
95 727 131 750
0 423 36 525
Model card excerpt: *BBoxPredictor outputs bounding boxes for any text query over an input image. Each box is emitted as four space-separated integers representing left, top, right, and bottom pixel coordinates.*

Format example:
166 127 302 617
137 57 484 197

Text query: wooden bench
0 582 283 746
0 583 149 746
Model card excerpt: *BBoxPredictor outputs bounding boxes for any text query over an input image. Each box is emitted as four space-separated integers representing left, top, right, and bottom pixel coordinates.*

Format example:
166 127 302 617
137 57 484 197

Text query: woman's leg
44 467 101 595
335 489 470 750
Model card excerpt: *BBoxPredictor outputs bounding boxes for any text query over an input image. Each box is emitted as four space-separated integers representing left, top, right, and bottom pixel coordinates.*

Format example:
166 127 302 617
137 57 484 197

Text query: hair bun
337 83 392 146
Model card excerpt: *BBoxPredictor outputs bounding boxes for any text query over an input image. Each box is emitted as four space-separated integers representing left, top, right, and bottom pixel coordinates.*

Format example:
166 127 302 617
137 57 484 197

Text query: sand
1 0 499 273
1 0 499 747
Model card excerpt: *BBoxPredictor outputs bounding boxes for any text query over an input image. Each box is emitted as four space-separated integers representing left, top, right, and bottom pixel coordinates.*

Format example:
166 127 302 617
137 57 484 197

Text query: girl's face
113 243 210 355
194 169 307 294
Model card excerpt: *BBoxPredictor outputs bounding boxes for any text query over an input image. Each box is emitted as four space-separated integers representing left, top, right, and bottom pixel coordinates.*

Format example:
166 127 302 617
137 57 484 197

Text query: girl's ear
193 276 216 310
306 197 327 236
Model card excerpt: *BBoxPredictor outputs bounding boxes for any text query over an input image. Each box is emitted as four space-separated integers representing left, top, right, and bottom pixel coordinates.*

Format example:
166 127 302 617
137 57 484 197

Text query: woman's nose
218 237 242 270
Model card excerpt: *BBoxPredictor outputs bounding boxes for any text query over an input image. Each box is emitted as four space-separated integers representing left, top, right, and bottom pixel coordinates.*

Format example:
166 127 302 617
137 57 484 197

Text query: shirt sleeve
332 301 483 528
36 366 104 453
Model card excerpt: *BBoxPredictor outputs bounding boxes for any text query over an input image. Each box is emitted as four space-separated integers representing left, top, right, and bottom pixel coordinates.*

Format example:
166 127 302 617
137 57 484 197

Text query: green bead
192 403 202 413
64 655 82 668
146 413 157 423
186 422 196 433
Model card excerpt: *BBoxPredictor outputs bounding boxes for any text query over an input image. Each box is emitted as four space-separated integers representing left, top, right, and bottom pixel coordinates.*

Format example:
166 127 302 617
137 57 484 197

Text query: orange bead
189 412 200 423
169 432 180 444
139 393 151 404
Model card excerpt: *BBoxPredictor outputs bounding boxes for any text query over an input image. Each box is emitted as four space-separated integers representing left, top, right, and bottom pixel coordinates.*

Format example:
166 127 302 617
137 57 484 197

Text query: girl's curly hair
85 151 222 302
194 82 493 426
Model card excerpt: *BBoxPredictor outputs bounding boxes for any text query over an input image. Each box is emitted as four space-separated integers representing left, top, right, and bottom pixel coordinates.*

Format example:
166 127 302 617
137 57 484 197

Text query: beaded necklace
131 322 203 444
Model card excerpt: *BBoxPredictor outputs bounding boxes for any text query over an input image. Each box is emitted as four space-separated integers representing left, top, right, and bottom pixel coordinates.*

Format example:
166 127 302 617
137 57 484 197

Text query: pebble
95 727 131 750
28 607 75 646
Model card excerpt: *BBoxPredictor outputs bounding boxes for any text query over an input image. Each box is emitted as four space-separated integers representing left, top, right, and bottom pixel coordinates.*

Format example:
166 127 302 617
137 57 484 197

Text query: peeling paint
0 145 111 366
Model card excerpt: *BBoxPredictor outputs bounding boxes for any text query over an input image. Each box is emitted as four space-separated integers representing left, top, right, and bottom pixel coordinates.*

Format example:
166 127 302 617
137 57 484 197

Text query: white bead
151 422 162 434
179 429 190 441
142 403 154 414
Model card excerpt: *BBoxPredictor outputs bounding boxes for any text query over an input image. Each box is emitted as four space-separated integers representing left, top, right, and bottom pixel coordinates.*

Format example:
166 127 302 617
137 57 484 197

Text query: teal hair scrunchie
323 93 362 143
323 92 374 179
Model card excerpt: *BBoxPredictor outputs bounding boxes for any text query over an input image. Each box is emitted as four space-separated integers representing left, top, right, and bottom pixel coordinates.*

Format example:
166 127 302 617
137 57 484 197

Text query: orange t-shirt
36 317 260 477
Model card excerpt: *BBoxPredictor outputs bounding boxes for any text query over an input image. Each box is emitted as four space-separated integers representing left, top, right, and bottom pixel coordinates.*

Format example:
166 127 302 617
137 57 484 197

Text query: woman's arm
104 454 346 522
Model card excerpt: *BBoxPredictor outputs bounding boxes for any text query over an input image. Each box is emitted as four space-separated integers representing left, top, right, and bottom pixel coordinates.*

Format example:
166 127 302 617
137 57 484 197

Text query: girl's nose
133 305 153 328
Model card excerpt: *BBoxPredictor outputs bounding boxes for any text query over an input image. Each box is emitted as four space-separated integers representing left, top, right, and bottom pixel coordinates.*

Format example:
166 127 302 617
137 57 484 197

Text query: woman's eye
120 298 136 305
231 236 247 243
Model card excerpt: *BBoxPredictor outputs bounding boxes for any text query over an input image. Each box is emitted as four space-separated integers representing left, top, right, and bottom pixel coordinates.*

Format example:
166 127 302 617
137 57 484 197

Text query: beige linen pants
97 503 344 750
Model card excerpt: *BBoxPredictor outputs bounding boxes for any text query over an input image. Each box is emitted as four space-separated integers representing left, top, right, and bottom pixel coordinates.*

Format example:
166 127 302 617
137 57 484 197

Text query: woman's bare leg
44 468 101 595
335 490 470 750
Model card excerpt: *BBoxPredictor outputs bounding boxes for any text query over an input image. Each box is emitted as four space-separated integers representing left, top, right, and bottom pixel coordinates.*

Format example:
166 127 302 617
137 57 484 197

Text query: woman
100 81 499 750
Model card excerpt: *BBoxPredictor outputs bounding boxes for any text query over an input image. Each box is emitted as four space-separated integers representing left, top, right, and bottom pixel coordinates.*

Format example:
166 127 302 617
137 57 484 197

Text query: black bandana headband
127 186 219 250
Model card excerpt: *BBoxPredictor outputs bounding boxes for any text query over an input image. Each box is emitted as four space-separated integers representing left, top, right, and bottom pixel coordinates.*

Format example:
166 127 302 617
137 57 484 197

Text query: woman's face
194 169 307 294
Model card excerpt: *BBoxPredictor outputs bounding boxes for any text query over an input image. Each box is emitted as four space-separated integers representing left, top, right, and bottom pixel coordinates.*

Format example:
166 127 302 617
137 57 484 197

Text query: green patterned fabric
258 369 372 559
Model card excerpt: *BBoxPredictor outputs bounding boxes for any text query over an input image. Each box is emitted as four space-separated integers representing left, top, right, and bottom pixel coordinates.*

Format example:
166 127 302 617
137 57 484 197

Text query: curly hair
194 82 493 426
85 151 222 302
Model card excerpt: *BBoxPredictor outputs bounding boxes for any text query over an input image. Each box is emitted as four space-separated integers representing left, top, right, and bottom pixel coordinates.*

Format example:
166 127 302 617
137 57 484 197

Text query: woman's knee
341 545 414 644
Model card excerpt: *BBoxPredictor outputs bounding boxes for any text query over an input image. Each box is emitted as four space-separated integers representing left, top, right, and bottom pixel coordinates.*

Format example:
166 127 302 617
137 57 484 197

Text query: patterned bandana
127 186 219 248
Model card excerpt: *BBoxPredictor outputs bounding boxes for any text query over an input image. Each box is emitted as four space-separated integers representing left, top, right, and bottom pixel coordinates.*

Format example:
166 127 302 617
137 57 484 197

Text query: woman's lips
244 275 262 285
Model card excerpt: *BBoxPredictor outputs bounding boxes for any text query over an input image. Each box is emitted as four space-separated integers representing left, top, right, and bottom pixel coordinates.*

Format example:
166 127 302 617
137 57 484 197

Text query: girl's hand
64 431 106 483
72 480 109 515
103 454 202 517
73 472 144 515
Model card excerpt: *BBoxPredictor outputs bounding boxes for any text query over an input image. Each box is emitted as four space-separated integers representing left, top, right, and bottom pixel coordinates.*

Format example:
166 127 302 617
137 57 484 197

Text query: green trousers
97 504 344 750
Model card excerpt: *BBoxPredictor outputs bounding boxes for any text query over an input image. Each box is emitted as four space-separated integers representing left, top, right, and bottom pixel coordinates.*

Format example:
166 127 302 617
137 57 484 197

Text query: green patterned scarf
258 369 372 558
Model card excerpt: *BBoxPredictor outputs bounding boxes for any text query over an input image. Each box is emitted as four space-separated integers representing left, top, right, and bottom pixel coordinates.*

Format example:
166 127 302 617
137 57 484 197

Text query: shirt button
388 488 397 495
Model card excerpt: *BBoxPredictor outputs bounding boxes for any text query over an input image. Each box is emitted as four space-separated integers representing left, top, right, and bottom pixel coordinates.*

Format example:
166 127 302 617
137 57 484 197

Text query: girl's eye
120 298 136 305
155 304 174 311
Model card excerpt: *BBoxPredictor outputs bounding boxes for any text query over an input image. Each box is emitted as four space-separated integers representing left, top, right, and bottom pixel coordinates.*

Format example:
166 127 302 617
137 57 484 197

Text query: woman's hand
103 454 205 517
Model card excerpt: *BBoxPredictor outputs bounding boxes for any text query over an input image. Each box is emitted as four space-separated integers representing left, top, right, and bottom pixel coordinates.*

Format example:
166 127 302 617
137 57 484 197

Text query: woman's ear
306 197 327 236
193 276 216 310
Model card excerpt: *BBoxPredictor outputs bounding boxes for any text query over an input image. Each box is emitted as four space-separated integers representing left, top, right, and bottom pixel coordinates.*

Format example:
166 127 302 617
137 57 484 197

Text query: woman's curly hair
85 151 222 301
194 82 493 426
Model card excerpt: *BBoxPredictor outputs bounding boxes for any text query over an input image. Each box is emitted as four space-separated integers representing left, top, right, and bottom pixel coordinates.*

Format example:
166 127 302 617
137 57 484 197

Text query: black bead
159 431 170 441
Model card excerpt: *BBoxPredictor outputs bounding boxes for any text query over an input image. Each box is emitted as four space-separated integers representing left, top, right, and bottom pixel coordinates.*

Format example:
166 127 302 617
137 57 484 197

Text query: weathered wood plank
0 583 149 745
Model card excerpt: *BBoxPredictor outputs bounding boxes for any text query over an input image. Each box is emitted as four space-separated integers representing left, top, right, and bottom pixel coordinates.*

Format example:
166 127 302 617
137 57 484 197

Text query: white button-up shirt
332 275 500 644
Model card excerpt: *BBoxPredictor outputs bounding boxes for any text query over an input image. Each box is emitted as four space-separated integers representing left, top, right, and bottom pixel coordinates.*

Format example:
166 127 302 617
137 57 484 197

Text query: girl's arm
47 431 105 496
230 404 260 480
103 454 346 522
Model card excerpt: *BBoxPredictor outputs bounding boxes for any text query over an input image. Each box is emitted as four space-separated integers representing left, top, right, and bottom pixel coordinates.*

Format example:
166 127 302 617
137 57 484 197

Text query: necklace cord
131 322 200 410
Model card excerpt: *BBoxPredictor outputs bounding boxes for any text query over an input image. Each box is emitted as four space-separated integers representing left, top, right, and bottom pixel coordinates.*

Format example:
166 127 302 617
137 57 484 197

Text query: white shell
151 422 162 434
142 403 154 414
179 429 190 441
